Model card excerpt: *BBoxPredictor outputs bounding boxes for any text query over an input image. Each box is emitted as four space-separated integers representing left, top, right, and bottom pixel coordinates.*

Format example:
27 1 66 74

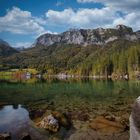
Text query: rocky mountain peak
116 24 133 33
34 25 139 47
0 39 10 46
0 39 19 56
136 30 140 39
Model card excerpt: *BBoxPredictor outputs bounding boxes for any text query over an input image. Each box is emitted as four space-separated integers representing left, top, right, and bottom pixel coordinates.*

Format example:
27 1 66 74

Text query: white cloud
113 12 140 30
0 4 140 41
0 7 46 35
77 0 140 12
13 42 32 48
36 31 58 38
56 1 64 6
46 9 75 26
45 3 140 31
46 8 116 29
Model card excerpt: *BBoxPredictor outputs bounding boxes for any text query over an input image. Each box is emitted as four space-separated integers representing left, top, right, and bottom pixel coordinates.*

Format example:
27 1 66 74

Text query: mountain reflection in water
0 104 50 140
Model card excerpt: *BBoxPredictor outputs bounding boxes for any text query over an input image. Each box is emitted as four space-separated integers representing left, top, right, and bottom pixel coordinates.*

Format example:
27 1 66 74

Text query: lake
0 77 140 139
0 105 30 139
0 78 139 107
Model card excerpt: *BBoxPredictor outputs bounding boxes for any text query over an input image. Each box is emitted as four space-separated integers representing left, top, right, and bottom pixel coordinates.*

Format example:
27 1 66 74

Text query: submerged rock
37 110 72 135
104 115 116 121
29 109 45 120
68 129 98 140
20 133 31 140
0 133 11 140
130 96 140 140
51 111 72 129
39 114 59 132
89 116 125 134
68 129 129 140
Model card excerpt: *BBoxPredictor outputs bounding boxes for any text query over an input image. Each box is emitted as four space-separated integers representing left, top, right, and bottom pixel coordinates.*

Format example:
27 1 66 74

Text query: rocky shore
22 96 132 140
0 94 135 140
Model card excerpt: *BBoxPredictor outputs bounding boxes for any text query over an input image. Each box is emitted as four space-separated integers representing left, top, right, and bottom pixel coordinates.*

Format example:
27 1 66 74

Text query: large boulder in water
0 133 11 140
89 116 125 134
39 114 59 132
68 129 98 140
20 133 31 140
37 110 72 133
51 111 72 129
130 96 140 140
68 129 129 140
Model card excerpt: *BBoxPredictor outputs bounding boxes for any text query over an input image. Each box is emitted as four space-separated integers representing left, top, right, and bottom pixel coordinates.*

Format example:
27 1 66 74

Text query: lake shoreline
0 95 133 140
0 78 139 139
0 68 140 81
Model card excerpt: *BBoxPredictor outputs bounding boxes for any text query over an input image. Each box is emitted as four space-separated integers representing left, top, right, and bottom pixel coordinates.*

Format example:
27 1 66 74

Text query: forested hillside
0 39 18 57
1 25 140 79
0 40 140 79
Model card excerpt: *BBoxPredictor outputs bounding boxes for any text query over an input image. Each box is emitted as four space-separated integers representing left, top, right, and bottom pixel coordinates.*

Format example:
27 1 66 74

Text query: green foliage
1 40 140 77
0 44 18 57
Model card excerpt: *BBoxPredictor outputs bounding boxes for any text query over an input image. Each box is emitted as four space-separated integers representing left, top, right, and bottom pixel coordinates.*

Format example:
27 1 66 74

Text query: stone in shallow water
39 114 59 132
130 96 140 140
37 110 72 136
68 129 98 140
51 111 71 129
20 133 31 140
29 109 45 120
89 116 125 134
0 133 11 140
68 129 129 140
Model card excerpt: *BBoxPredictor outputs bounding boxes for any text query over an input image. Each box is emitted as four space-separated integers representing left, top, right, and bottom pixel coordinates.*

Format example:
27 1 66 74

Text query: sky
0 0 140 48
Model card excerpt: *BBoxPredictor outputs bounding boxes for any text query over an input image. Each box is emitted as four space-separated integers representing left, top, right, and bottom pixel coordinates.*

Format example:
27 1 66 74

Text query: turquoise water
0 78 140 139
0 105 51 140
0 78 139 108
0 105 30 139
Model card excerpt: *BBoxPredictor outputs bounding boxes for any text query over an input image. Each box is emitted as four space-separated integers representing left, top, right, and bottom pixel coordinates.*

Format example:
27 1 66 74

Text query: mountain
136 30 140 38
0 39 18 57
1 25 140 79
34 25 140 47
0 39 10 46
15 46 26 52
